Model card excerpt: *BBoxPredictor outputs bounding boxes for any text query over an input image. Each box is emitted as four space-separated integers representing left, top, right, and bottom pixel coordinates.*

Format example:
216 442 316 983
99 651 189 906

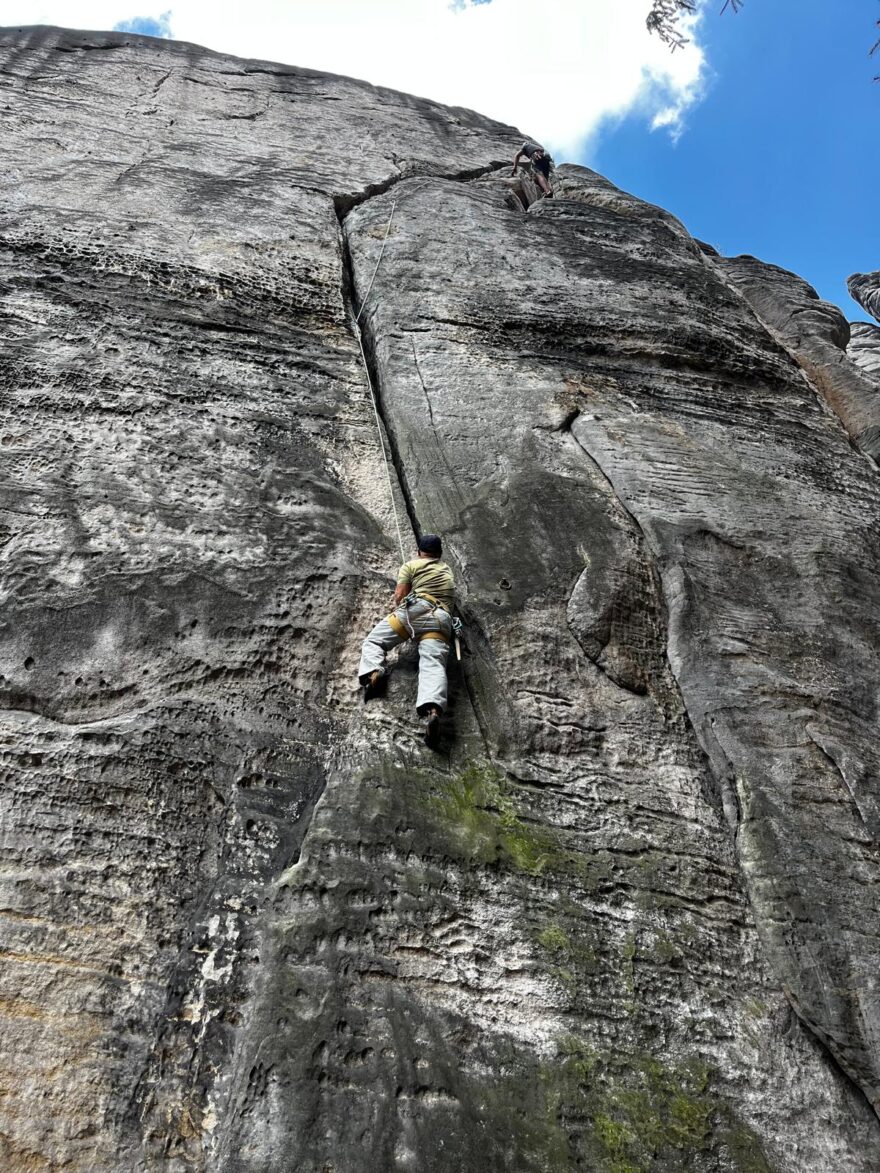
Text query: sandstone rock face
1 24 880 1173
849 271 880 324
715 254 880 459
847 272 880 379
849 321 880 377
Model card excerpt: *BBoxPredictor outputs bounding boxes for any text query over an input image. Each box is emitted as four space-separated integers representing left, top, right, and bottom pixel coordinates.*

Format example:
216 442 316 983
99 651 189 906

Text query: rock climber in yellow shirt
358 534 455 747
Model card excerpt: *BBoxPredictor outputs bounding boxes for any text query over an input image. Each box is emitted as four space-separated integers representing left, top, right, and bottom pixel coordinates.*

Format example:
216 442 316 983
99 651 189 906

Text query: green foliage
647 0 742 53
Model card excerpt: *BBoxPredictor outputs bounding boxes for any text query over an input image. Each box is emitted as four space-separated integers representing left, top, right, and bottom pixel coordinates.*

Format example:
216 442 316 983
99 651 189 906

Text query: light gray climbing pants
358 597 452 713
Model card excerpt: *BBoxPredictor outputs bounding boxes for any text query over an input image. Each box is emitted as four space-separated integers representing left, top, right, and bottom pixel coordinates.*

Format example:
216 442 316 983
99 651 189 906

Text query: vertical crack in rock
331 165 514 540
410 337 436 427
336 217 422 544
333 183 500 765
334 169 542 769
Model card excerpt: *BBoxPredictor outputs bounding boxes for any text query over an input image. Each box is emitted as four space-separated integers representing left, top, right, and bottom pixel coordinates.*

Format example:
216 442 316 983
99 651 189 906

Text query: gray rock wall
849 272 880 324
715 254 880 460
847 272 880 379
849 321 880 377
1 24 879 1173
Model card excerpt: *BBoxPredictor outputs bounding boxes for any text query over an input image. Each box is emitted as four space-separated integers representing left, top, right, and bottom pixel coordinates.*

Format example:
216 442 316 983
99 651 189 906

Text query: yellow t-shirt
397 558 455 611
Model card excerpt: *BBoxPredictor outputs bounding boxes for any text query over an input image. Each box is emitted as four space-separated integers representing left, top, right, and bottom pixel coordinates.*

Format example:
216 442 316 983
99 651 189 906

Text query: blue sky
5 1 877 322
592 1 879 322
113 10 170 37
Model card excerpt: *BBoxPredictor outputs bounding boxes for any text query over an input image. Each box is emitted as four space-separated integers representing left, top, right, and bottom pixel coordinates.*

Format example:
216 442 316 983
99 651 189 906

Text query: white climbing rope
351 198 408 563
355 198 396 328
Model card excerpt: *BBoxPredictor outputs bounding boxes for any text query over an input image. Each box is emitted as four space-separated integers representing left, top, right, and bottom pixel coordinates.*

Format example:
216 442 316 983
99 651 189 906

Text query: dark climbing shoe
423 706 441 749
363 670 383 701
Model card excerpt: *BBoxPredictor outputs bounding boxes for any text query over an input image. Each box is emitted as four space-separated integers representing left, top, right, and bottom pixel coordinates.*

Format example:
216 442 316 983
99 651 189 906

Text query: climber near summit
512 141 553 197
358 534 455 748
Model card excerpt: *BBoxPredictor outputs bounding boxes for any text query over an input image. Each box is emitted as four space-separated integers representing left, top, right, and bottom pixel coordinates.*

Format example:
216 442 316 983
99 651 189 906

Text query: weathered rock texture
1 24 880 1173
714 254 880 459
849 271 880 324
848 321 880 376
847 272 880 379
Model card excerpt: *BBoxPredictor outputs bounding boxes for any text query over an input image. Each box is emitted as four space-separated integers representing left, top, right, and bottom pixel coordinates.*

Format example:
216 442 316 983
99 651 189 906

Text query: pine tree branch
646 1 697 51
646 1 742 52
650 1 878 83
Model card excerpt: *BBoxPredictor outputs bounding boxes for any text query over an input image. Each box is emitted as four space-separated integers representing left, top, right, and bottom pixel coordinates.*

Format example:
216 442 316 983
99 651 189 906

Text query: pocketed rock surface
1 24 880 1173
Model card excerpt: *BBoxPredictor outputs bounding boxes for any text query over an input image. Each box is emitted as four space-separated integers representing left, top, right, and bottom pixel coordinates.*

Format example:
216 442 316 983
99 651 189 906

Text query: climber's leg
358 616 405 696
532 157 553 197
415 633 450 715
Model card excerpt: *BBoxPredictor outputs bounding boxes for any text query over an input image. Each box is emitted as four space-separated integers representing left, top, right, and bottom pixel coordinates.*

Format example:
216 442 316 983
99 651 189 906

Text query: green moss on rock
537 921 599 989
477 1035 772 1173
417 762 612 889
722 1122 775 1173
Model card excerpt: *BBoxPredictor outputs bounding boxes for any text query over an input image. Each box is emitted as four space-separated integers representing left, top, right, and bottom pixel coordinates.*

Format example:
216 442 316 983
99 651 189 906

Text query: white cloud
2 0 706 159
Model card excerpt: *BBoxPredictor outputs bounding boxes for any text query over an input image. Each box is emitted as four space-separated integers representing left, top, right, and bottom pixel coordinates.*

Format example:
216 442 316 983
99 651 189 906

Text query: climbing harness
386 589 455 646
351 198 407 563
417 590 463 659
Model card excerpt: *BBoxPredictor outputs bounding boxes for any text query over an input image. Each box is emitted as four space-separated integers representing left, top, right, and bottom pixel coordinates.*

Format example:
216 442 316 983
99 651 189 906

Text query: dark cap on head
418 533 442 557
